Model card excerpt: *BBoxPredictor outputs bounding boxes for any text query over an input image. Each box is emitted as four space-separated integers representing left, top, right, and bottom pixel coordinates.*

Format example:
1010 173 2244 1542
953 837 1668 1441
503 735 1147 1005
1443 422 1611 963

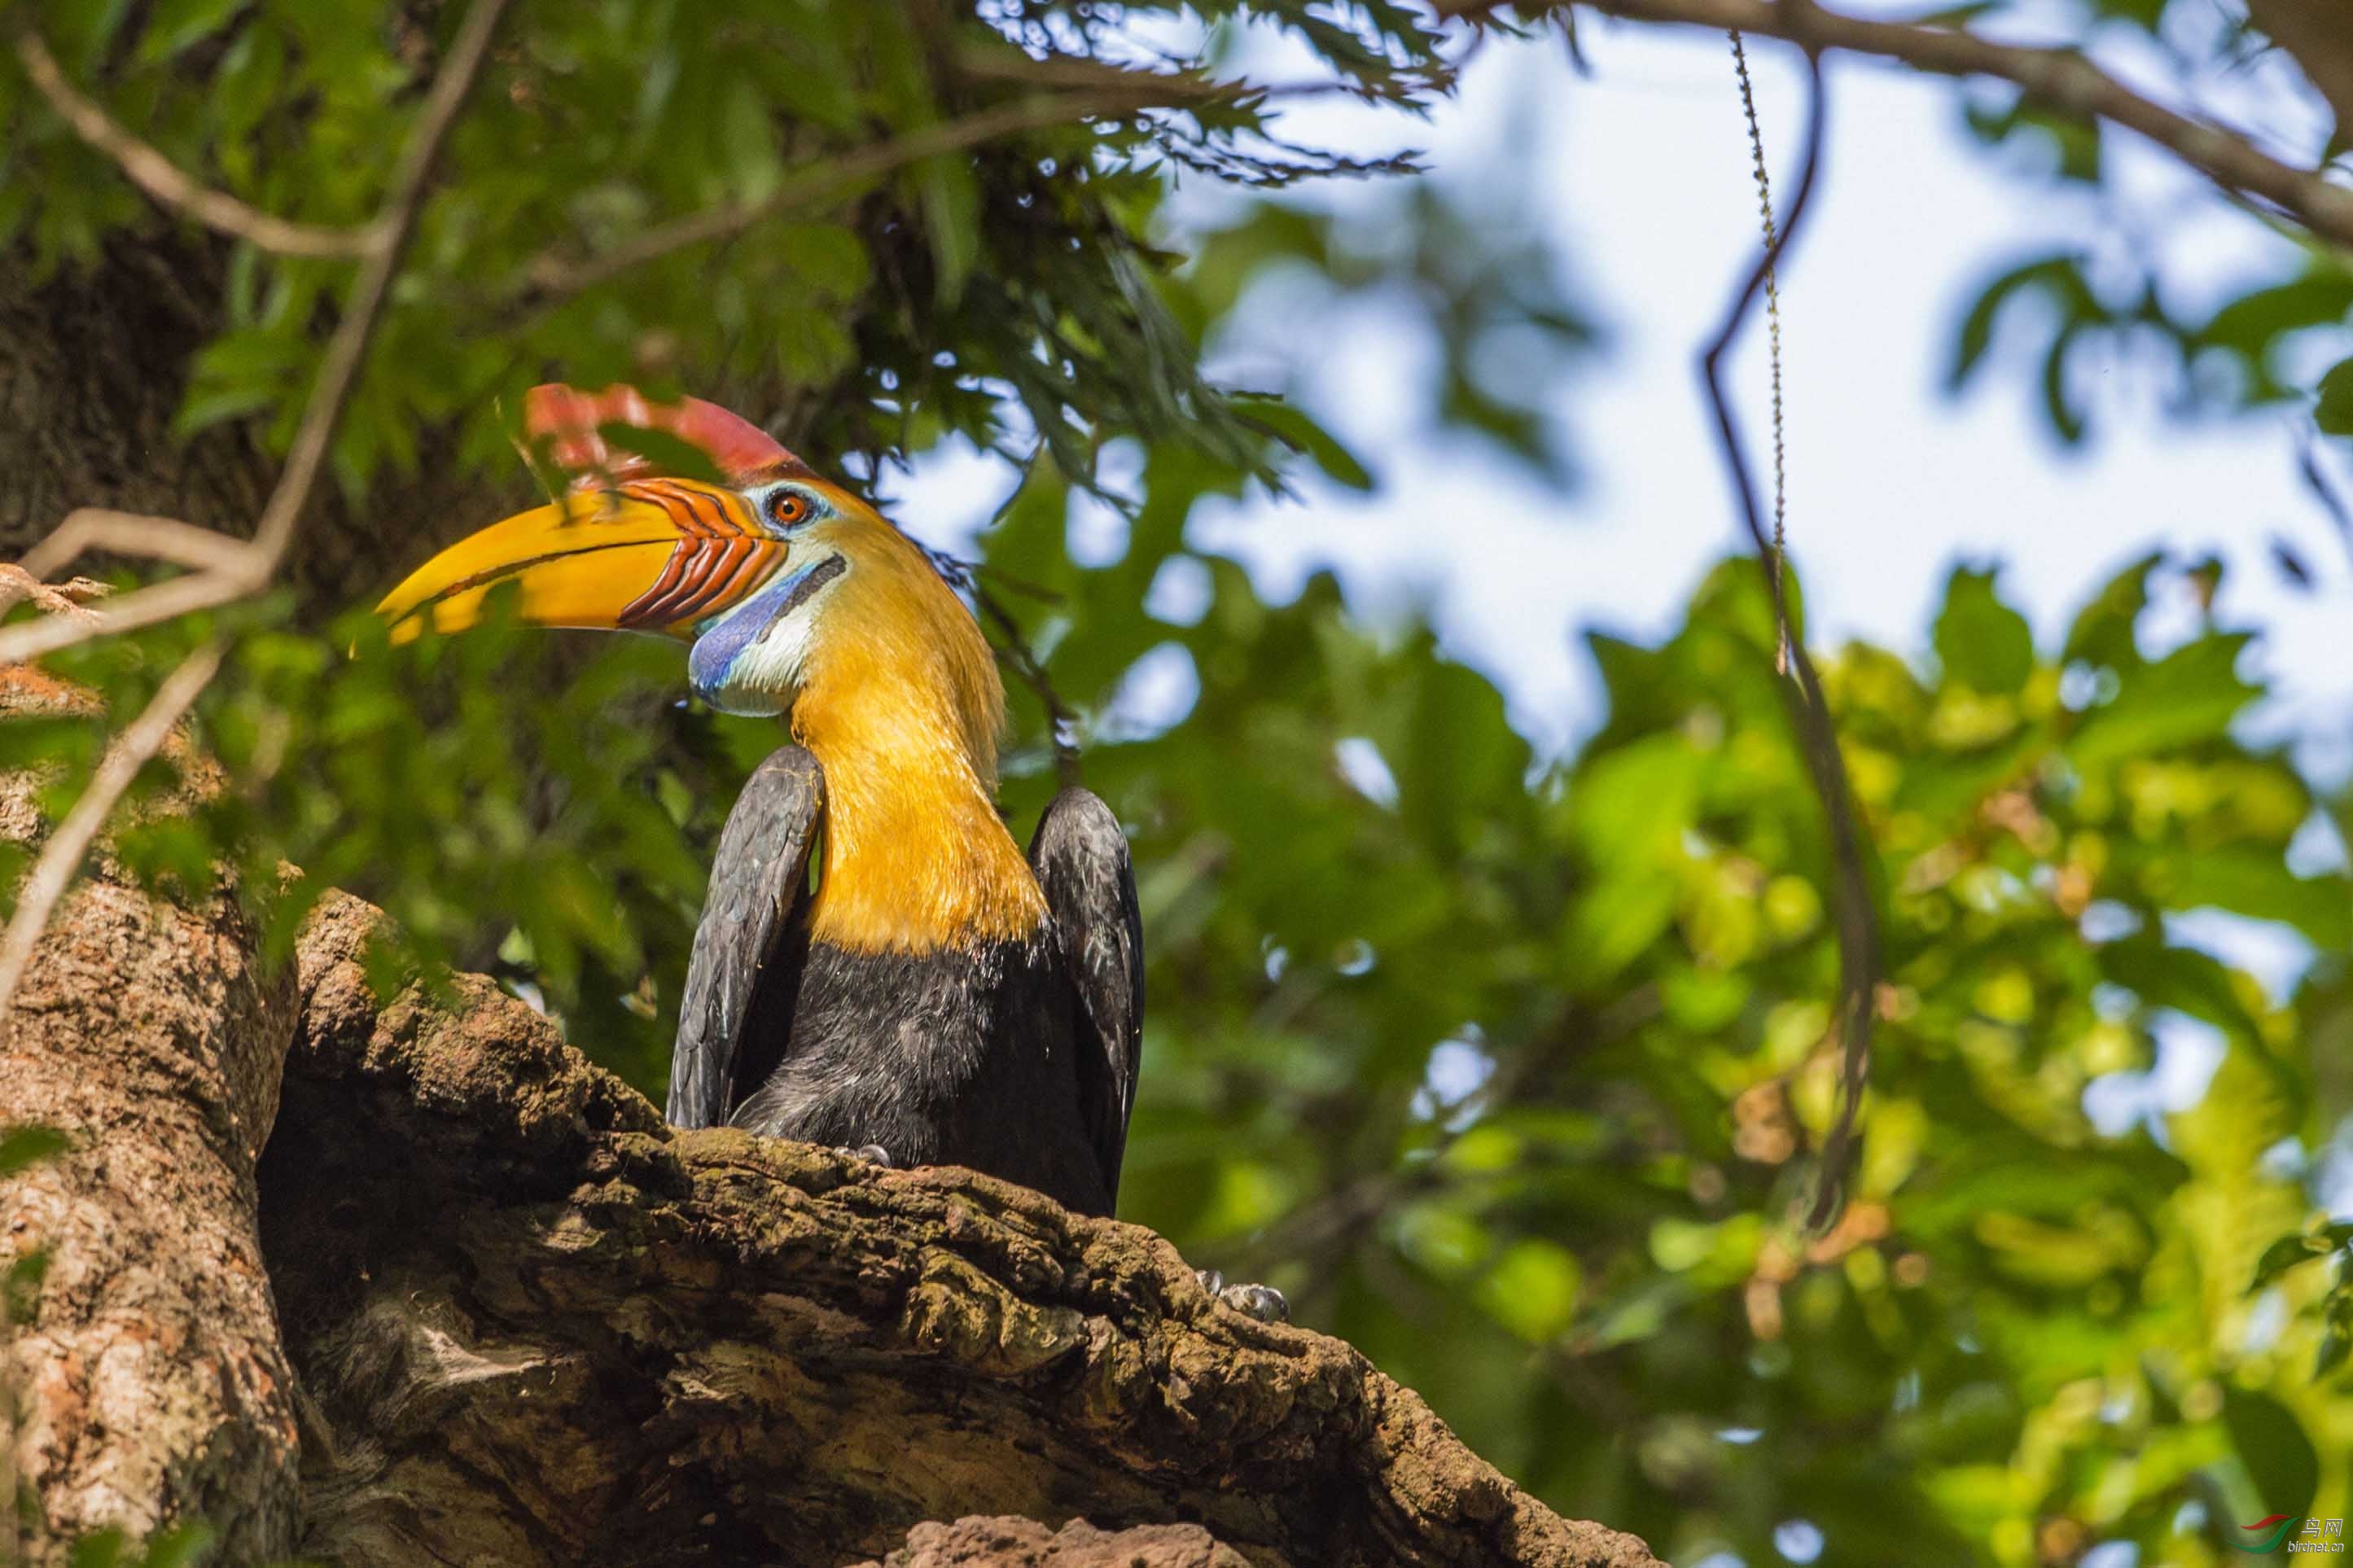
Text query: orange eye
769 491 809 526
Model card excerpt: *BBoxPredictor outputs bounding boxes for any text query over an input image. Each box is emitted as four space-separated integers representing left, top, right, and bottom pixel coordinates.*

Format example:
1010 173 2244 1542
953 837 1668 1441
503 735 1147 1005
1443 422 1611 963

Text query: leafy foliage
1016 500 2351 1564
1941 0 2353 459
61 1523 217 1568
1 0 1449 493
2 1123 65 1325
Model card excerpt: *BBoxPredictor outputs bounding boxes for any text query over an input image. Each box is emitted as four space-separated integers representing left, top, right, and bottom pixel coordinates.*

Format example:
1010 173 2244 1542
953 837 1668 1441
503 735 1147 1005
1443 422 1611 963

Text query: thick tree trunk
0 668 302 1565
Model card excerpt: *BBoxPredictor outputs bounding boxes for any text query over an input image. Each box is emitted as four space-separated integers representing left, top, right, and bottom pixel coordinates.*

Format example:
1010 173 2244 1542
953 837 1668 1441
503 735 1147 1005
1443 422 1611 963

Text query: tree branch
12 32 377 261
972 580 1083 791
1439 0 2353 255
243 0 507 567
0 642 224 1028
515 86 1194 312
0 567 108 621
16 510 254 584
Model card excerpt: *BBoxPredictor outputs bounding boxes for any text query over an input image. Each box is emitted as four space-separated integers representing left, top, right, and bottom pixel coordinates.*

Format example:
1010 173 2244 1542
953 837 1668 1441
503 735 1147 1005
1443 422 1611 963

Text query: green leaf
213 24 285 140
1237 399 1374 491
2101 938 2268 1048
1948 254 2080 390
2067 633 2257 769
719 76 784 204
773 224 870 298
917 156 982 307
1964 100 2101 182
2203 274 2353 362
135 1522 217 1568
138 0 251 62
2222 1386 2319 1525
1933 564 2035 694
0 1123 68 1176
2043 322 2086 442
590 422 725 485
2064 551 2159 670
2318 357 2353 436
1474 1238 1581 1342
2249 1230 2345 1292
2161 849 2352 950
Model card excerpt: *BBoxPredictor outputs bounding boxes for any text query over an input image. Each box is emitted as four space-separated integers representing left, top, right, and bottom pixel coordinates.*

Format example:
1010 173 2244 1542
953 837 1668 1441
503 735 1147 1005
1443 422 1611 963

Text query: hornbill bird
375 385 1139 1219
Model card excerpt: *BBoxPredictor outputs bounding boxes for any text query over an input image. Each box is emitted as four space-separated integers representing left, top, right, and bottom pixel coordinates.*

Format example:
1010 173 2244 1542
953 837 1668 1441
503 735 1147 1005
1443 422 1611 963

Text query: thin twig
516 84 1253 312
1439 0 2353 256
972 584 1082 791
1729 32 1791 675
0 568 107 621
18 510 255 583
0 0 510 672
952 47 1394 104
13 32 377 260
0 643 224 1022
0 569 257 668
971 563 1067 607
248 0 508 567
1696 42 1878 1234
2296 423 2353 568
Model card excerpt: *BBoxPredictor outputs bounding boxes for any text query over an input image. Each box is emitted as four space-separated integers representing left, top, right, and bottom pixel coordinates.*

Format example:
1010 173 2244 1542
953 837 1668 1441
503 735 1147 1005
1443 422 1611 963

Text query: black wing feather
1029 787 1143 1204
667 744 824 1129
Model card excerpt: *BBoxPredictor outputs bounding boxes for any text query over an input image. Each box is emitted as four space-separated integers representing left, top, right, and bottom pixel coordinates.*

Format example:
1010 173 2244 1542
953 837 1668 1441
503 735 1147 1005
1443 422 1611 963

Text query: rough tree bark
269 893 1657 1566
0 668 301 1565
0 683 1663 1566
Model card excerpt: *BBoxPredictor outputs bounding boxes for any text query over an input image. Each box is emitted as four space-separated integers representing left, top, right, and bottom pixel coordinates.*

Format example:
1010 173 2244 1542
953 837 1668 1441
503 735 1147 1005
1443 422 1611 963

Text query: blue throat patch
687 554 844 715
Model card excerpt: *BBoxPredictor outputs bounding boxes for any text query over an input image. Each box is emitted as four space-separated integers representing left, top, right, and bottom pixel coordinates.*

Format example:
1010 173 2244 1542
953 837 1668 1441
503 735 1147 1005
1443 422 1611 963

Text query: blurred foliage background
4 0 2352 1565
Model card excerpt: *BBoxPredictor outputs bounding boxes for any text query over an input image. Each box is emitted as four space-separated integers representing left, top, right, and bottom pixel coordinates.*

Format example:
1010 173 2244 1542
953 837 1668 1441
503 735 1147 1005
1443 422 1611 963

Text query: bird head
377 384 1005 774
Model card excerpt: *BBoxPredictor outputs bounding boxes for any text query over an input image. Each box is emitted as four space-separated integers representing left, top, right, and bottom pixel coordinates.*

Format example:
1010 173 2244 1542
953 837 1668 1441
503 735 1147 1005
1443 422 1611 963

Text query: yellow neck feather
786 525 1046 953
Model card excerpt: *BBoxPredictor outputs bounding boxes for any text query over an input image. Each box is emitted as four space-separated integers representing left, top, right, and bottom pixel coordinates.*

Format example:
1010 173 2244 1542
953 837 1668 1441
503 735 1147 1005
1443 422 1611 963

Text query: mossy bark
266 892 1659 1567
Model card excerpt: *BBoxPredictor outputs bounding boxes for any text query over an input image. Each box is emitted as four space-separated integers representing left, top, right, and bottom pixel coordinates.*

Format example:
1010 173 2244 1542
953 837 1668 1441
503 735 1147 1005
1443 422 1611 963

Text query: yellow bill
375 480 784 644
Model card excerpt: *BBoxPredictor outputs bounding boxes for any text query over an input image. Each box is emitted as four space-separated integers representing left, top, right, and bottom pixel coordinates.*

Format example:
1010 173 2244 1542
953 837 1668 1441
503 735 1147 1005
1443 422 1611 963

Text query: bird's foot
1194 1267 1289 1325
832 1143 896 1168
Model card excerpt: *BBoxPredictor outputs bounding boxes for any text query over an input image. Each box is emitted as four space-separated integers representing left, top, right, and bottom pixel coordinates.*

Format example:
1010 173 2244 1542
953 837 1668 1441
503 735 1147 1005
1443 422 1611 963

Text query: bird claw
833 1143 896 1168
1194 1268 1289 1324
1219 1283 1289 1323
